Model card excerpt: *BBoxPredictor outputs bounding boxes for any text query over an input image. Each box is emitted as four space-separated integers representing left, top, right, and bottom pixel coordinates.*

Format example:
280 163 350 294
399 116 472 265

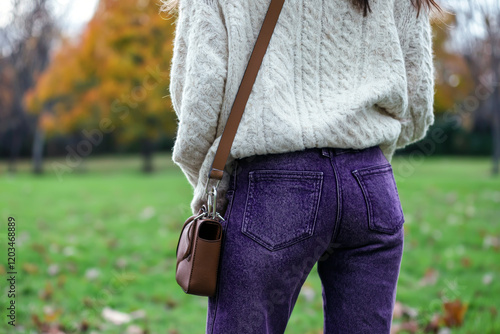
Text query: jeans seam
228 159 238 192
309 175 323 237
209 259 220 332
209 197 234 333
352 169 404 234
354 163 392 175
210 162 237 333
329 156 342 245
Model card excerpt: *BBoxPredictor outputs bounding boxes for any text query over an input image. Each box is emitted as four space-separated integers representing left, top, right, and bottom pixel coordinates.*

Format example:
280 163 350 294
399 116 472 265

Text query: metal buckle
204 178 225 221
193 210 207 221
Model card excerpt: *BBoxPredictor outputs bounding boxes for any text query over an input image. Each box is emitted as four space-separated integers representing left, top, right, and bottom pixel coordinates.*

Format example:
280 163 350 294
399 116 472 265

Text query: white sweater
169 0 435 215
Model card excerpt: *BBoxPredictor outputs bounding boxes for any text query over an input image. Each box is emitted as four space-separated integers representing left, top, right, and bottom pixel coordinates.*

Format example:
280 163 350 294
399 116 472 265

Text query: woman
162 0 440 333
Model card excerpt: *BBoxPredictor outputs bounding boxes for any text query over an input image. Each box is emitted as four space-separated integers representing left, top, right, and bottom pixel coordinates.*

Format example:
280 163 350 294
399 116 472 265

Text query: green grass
0 154 499 333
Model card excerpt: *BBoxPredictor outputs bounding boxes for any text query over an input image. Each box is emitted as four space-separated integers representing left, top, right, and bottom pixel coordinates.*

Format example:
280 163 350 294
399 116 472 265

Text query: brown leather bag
175 0 286 297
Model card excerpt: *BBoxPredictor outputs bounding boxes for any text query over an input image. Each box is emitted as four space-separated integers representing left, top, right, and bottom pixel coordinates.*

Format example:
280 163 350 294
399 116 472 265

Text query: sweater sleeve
393 0 435 149
169 0 228 190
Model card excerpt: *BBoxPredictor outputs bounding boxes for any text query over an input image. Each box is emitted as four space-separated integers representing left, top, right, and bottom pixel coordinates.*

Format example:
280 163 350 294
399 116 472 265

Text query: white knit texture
169 0 436 215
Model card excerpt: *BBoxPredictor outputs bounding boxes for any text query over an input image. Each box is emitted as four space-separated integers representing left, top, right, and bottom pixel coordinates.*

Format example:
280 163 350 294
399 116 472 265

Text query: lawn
0 154 499 333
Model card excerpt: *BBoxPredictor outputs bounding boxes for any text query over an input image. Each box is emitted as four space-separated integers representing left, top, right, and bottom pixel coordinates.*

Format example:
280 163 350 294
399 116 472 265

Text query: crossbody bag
175 0 286 297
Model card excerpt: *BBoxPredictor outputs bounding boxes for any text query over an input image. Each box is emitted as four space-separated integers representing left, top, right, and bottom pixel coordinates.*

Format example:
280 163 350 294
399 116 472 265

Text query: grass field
1 154 499 333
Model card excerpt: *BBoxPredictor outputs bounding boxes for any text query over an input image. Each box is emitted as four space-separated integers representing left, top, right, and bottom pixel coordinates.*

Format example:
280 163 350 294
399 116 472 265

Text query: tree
450 0 500 174
25 0 177 173
431 11 475 116
0 0 59 173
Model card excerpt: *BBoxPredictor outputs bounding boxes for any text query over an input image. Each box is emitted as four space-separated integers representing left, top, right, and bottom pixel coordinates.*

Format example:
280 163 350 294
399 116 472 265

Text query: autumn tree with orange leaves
431 12 474 116
25 0 177 173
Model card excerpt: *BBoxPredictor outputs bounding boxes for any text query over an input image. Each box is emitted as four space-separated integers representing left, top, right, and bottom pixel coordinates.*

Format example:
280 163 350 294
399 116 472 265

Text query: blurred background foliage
0 0 499 173
1 0 177 173
0 0 499 333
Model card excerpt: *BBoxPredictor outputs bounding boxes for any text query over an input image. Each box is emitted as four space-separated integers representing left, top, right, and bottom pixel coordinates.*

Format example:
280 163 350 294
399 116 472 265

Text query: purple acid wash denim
206 146 405 334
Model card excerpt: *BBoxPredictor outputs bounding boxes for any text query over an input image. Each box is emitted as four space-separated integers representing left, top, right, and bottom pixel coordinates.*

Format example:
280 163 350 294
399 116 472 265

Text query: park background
0 0 499 333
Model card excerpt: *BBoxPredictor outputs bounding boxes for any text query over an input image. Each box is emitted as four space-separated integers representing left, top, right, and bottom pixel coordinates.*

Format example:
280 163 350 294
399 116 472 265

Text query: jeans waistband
321 147 363 157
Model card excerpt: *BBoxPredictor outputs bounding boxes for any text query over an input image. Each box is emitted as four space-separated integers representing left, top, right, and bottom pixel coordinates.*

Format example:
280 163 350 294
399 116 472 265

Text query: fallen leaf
102 307 131 325
49 327 66 334
482 273 493 285
391 320 419 334
423 313 441 333
63 246 75 256
126 324 144 334
57 274 66 288
129 309 146 319
39 281 53 301
80 319 89 331
65 262 78 273
22 263 39 274
460 257 471 268
393 301 404 319
85 268 101 281
393 301 418 319
445 192 457 204
390 323 401 334
107 238 119 249
83 297 94 308
31 314 65 333
139 206 156 221
32 314 45 331
483 235 500 250
31 243 46 254
464 205 475 218
17 230 31 246
442 299 468 327
490 306 498 317
419 268 439 287
43 305 61 323
300 284 315 302
401 320 419 333
166 298 177 309
115 257 128 269
48 264 59 276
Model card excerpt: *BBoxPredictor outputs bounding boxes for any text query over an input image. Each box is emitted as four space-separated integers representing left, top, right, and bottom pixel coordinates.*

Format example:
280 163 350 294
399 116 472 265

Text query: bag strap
206 0 285 185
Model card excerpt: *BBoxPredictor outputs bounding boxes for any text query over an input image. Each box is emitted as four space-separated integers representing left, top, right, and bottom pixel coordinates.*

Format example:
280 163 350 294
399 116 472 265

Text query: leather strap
207 0 285 181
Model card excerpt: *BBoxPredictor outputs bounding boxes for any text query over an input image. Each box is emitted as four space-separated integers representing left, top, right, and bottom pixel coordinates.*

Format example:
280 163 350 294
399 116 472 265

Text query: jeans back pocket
352 164 405 234
241 170 323 251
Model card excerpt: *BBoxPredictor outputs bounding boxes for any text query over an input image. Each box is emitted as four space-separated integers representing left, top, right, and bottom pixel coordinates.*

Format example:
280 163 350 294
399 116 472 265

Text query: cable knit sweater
169 0 435 216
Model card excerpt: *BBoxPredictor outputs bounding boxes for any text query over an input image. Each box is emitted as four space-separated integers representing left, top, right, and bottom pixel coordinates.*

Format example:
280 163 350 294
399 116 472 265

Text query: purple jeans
206 146 405 333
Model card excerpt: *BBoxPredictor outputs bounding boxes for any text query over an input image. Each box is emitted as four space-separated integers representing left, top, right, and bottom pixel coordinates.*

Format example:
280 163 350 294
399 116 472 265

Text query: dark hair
353 0 442 17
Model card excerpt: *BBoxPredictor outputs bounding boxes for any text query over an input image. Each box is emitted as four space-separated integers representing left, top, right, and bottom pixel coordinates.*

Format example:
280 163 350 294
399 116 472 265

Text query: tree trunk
492 87 500 176
491 53 500 176
32 121 45 174
141 137 154 173
8 125 22 173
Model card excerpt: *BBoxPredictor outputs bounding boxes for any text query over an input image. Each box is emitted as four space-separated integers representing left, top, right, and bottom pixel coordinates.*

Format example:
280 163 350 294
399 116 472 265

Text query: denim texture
206 146 405 334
